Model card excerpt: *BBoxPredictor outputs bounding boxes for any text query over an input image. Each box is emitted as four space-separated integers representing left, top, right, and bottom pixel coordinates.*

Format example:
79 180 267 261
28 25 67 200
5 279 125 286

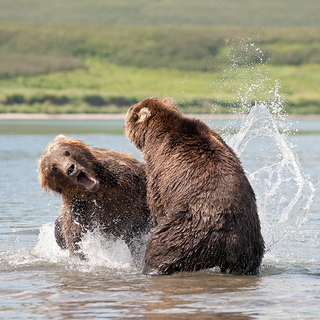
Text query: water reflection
141 273 259 319
27 270 259 319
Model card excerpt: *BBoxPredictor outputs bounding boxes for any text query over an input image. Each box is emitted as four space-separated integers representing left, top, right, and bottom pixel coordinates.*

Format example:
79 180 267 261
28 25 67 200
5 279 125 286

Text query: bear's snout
65 162 99 192
66 163 77 176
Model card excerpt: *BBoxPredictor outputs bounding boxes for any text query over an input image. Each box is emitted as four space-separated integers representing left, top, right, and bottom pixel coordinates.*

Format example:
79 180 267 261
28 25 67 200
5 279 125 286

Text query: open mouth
76 171 99 191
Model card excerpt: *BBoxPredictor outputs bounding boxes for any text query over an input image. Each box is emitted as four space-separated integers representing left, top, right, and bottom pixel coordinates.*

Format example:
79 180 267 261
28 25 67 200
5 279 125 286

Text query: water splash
0 223 146 274
79 229 133 270
228 103 315 254
222 39 315 259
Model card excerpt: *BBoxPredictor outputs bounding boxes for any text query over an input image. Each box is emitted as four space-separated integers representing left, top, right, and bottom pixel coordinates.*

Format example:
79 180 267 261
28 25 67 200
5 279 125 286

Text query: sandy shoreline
0 113 320 121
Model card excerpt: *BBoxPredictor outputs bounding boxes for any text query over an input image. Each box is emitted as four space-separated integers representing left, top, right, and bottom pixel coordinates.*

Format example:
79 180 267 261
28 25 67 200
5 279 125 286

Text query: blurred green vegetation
1 23 320 76
0 14 319 114
1 57 320 115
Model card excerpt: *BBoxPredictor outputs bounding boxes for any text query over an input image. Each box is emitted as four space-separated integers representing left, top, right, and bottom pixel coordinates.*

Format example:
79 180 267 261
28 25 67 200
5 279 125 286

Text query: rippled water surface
0 115 319 319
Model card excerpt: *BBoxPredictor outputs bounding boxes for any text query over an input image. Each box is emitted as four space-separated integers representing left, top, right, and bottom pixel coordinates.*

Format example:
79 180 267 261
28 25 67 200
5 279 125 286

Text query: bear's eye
64 151 70 157
52 165 58 173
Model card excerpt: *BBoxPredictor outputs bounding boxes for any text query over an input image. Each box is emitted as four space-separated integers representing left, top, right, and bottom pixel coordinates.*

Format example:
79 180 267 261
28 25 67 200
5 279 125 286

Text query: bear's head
38 135 100 195
124 97 179 151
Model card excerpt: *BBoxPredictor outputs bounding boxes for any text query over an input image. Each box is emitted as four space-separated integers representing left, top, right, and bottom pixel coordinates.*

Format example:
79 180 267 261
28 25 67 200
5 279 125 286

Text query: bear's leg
62 206 87 260
142 210 264 276
142 211 213 275
54 215 67 249
219 238 263 276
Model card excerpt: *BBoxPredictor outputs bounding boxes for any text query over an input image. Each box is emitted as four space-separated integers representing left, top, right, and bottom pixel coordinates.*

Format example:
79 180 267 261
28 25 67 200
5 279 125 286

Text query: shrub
4 94 26 104
83 95 106 106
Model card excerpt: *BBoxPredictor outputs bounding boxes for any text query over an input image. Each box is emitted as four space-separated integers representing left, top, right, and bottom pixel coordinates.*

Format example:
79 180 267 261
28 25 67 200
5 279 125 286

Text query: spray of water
223 39 315 260
29 223 147 274
229 103 315 253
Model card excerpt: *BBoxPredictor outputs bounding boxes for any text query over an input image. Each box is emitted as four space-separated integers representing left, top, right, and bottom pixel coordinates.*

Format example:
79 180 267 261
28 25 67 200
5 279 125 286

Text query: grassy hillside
1 56 320 115
1 23 320 77
0 0 319 28
0 2 319 115
0 24 319 114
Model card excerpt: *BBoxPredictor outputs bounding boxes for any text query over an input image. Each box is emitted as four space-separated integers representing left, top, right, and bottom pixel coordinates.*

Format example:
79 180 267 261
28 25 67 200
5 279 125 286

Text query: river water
0 109 319 319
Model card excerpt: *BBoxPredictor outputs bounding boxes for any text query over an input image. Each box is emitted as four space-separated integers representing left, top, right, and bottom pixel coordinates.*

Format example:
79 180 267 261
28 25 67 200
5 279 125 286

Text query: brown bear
38 135 153 259
124 97 265 275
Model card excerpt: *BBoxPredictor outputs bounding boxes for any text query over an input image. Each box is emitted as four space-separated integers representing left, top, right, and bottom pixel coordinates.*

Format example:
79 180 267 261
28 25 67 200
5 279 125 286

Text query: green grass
0 0 319 27
1 58 320 114
0 22 319 114
1 23 320 77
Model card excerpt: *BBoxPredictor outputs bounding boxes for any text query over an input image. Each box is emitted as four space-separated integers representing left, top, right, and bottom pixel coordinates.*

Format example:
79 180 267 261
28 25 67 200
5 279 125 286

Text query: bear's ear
54 134 67 142
163 97 178 109
137 107 151 123
163 97 174 106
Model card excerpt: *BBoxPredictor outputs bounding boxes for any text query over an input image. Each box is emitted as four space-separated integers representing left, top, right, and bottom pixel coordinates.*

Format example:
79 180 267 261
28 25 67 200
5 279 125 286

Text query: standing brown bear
124 97 264 275
38 135 152 259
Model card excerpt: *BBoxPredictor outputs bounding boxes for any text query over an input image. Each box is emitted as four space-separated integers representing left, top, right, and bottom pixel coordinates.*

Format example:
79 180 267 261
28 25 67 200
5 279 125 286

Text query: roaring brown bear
124 97 264 275
38 135 152 259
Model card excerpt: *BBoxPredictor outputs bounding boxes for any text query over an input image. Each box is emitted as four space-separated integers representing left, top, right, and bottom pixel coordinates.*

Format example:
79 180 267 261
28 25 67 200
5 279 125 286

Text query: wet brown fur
38 135 152 258
124 97 264 275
